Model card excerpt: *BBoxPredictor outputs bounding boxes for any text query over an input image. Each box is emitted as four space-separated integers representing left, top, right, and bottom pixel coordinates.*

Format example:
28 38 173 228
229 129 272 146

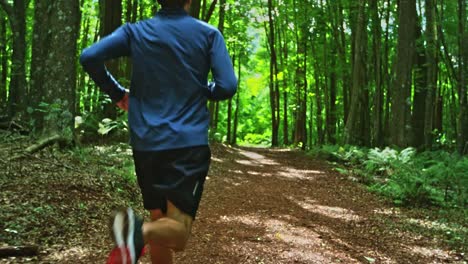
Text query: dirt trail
174 145 460 264
0 143 462 263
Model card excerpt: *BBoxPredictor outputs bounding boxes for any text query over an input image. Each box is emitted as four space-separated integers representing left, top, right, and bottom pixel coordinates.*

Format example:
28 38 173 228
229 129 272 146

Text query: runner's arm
208 30 237 101
79 25 131 103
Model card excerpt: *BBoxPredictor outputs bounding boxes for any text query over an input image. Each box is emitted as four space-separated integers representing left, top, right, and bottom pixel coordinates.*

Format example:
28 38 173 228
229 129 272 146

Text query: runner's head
158 0 191 9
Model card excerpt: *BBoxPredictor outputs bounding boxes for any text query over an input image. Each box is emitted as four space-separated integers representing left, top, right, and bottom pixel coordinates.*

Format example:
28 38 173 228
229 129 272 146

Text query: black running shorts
132 145 211 219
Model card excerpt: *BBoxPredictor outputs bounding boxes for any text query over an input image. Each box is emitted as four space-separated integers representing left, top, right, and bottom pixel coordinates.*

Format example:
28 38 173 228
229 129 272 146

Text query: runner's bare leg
149 210 174 264
144 201 194 263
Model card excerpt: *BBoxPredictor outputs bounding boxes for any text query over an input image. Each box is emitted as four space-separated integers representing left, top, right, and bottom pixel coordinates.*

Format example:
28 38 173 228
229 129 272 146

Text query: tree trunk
383 0 392 144
131 0 138 22
370 0 383 147
327 0 338 145
337 0 349 125
278 17 289 146
457 0 468 154
30 0 53 129
390 0 417 147
208 0 225 135
203 0 217 22
321 1 330 145
41 0 81 137
424 0 437 149
1 0 27 119
226 54 234 143
291 0 307 147
78 17 91 113
190 0 201 19
100 0 122 119
313 61 324 145
267 0 279 146
0 14 7 106
345 0 368 146
232 53 241 145
411 17 428 149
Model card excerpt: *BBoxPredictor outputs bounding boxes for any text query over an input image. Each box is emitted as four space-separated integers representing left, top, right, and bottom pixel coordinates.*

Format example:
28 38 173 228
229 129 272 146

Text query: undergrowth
309 145 467 252
310 145 467 208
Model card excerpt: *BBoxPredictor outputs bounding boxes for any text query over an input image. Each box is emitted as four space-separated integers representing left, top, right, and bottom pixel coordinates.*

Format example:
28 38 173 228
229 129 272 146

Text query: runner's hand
116 92 129 111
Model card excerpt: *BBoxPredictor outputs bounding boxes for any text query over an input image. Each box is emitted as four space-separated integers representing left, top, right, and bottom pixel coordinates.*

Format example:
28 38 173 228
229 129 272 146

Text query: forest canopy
0 0 466 154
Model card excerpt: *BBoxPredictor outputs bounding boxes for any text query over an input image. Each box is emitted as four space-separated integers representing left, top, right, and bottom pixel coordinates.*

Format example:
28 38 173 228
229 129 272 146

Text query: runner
80 0 237 263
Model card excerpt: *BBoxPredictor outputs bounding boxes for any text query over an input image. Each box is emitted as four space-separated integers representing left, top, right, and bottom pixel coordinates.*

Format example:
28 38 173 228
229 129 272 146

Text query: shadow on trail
176 145 457 264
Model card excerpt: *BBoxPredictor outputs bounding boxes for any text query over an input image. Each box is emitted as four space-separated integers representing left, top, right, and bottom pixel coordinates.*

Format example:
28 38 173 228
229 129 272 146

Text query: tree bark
1 0 27 119
390 0 417 147
278 8 289 146
208 0 225 135
267 0 279 146
370 0 383 147
0 13 6 106
40 0 81 137
327 0 338 145
313 50 324 145
344 0 368 146
232 53 241 145
100 0 122 119
424 0 437 149
411 16 428 149
30 0 52 129
457 0 468 154
203 0 217 22
337 0 349 125
227 54 234 143
190 0 201 19
383 0 392 144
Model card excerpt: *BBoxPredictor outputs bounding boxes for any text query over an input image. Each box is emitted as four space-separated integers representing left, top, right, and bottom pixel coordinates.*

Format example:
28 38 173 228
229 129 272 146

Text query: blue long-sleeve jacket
80 8 237 151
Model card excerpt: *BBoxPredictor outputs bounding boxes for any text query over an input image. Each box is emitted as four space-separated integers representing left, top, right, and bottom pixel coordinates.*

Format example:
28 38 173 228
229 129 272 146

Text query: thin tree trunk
337 0 349 127
278 13 289 145
313 56 324 145
412 17 428 149
0 14 6 106
208 0 225 135
226 54 234 143
383 0 392 144
370 0 383 147
131 0 138 22
203 0 217 22
267 0 279 146
78 17 91 113
327 0 338 145
457 0 468 154
1 0 27 119
100 0 122 119
390 0 417 147
321 0 330 144
424 0 437 149
233 54 241 145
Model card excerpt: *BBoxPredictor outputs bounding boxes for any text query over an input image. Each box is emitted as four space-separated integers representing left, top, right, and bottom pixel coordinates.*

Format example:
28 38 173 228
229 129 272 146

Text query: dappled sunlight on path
1 143 462 263
175 145 461 264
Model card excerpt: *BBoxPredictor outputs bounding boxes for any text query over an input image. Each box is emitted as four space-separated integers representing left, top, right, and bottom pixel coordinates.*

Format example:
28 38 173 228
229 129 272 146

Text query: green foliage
242 132 271 146
28 100 74 138
97 117 128 136
312 145 468 208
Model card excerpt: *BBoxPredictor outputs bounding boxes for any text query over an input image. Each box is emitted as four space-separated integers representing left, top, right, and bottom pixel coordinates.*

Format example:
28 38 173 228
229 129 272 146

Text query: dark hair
157 0 189 8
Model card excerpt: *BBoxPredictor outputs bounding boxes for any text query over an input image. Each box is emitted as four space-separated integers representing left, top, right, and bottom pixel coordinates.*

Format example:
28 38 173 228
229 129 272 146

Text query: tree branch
203 0 217 22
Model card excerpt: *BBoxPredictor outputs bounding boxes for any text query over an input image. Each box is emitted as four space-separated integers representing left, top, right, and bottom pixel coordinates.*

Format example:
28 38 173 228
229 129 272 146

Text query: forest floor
0 133 467 263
